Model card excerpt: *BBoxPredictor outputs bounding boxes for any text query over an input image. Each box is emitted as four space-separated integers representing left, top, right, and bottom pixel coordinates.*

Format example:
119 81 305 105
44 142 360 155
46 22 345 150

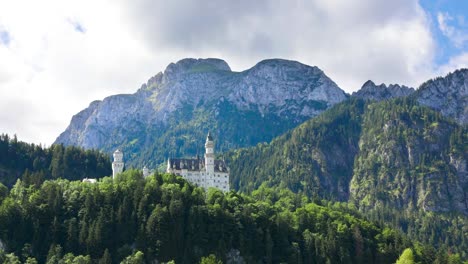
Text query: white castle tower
112 149 124 179
142 166 150 178
205 132 215 184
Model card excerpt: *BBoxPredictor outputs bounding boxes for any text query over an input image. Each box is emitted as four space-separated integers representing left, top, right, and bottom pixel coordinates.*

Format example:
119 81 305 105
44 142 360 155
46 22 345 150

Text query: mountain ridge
352 80 415 101
55 58 348 167
414 68 468 124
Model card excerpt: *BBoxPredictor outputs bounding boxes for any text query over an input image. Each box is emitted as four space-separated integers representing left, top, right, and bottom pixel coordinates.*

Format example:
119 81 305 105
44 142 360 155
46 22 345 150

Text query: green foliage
0 172 434 263
199 254 222 264
121 251 144 264
228 98 366 200
227 98 468 259
0 134 112 187
396 248 415 264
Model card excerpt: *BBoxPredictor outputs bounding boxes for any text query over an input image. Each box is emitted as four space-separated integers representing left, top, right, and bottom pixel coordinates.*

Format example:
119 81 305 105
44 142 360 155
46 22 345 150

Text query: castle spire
206 131 213 142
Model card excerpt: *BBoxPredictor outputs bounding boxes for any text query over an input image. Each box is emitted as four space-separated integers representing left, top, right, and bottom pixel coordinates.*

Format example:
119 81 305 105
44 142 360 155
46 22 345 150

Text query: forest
1 169 461 264
0 134 111 187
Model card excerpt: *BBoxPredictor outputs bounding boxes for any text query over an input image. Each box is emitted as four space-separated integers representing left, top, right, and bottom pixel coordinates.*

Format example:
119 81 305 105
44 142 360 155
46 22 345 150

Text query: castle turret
143 166 150 178
205 132 215 176
112 149 124 179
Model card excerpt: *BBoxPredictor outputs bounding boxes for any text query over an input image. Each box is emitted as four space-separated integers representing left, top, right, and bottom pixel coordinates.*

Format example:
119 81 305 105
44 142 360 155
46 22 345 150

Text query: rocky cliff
352 80 414 101
414 68 468 124
55 58 348 167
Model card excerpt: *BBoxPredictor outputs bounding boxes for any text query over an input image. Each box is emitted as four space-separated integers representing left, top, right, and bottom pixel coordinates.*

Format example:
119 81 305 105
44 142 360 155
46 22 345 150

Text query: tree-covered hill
227 98 468 258
0 134 111 187
0 170 453 263
229 99 366 201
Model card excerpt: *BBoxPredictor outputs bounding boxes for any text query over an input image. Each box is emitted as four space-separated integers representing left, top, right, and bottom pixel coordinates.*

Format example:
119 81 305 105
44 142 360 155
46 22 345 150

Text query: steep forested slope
227 98 468 257
350 99 467 213
230 99 366 201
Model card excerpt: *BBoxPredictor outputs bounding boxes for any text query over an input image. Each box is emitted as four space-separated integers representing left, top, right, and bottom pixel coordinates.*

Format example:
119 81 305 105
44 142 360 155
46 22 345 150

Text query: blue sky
0 0 466 144
420 0 468 66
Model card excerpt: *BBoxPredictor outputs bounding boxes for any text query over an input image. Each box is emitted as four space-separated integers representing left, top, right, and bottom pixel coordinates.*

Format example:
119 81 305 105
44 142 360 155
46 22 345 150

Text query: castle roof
168 158 228 173
207 132 213 141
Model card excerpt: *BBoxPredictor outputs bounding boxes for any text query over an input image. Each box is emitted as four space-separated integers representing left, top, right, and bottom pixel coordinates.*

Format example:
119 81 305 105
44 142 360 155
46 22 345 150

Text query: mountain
349 99 467 214
227 97 467 255
228 97 468 215
352 80 414 101
414 68 468 124
229 99 366 201
228 97 467 213
352 69 468 125
55 58 348 167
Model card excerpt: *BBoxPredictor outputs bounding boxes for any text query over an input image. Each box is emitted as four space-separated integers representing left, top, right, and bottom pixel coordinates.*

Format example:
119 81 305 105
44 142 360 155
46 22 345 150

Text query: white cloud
0 0 463 145
118 0 436 88
436 52 468 76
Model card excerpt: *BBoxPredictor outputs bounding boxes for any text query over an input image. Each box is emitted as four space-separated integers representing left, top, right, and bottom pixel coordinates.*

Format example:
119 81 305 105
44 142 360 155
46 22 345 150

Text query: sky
0 0 467 145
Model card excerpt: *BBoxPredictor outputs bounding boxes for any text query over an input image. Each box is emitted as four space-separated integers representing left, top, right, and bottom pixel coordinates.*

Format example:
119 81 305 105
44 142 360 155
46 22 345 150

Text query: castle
111 132 230 192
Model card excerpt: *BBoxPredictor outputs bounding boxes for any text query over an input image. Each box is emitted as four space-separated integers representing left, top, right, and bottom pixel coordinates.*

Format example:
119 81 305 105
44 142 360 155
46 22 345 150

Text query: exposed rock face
228 59 347 118
55 58 348 166
352 80 414 101
414 69 468 124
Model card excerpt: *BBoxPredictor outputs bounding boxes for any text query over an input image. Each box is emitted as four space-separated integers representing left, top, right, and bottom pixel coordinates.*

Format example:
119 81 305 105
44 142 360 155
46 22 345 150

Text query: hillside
229 99 366 201
0 170 448 263
227 98 467 256
55 58 348 168
349 99 466 213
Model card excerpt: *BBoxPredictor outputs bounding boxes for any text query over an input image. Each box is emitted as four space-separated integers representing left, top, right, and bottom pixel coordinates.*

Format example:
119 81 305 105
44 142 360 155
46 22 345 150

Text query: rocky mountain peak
247 59 322 79
163 58 231 81
352 80 414 101
415 68 468 124
227 58 347 117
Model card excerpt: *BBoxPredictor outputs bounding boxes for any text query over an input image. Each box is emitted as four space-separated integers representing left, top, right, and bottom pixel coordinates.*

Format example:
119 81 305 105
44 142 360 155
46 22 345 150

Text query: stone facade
167 132 230 192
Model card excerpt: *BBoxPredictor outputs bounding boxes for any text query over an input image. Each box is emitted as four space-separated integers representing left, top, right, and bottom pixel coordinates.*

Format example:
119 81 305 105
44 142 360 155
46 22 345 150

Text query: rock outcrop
414 69 468 124
352 80 414 101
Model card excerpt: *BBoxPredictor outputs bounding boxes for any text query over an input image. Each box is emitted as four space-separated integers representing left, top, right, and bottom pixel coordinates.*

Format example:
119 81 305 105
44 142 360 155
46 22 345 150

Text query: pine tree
99 249 112 264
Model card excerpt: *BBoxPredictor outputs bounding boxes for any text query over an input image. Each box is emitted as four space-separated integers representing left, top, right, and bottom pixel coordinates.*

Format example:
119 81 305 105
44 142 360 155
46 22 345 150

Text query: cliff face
352 80 415 101
414 69 468 124
55 58 348 166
